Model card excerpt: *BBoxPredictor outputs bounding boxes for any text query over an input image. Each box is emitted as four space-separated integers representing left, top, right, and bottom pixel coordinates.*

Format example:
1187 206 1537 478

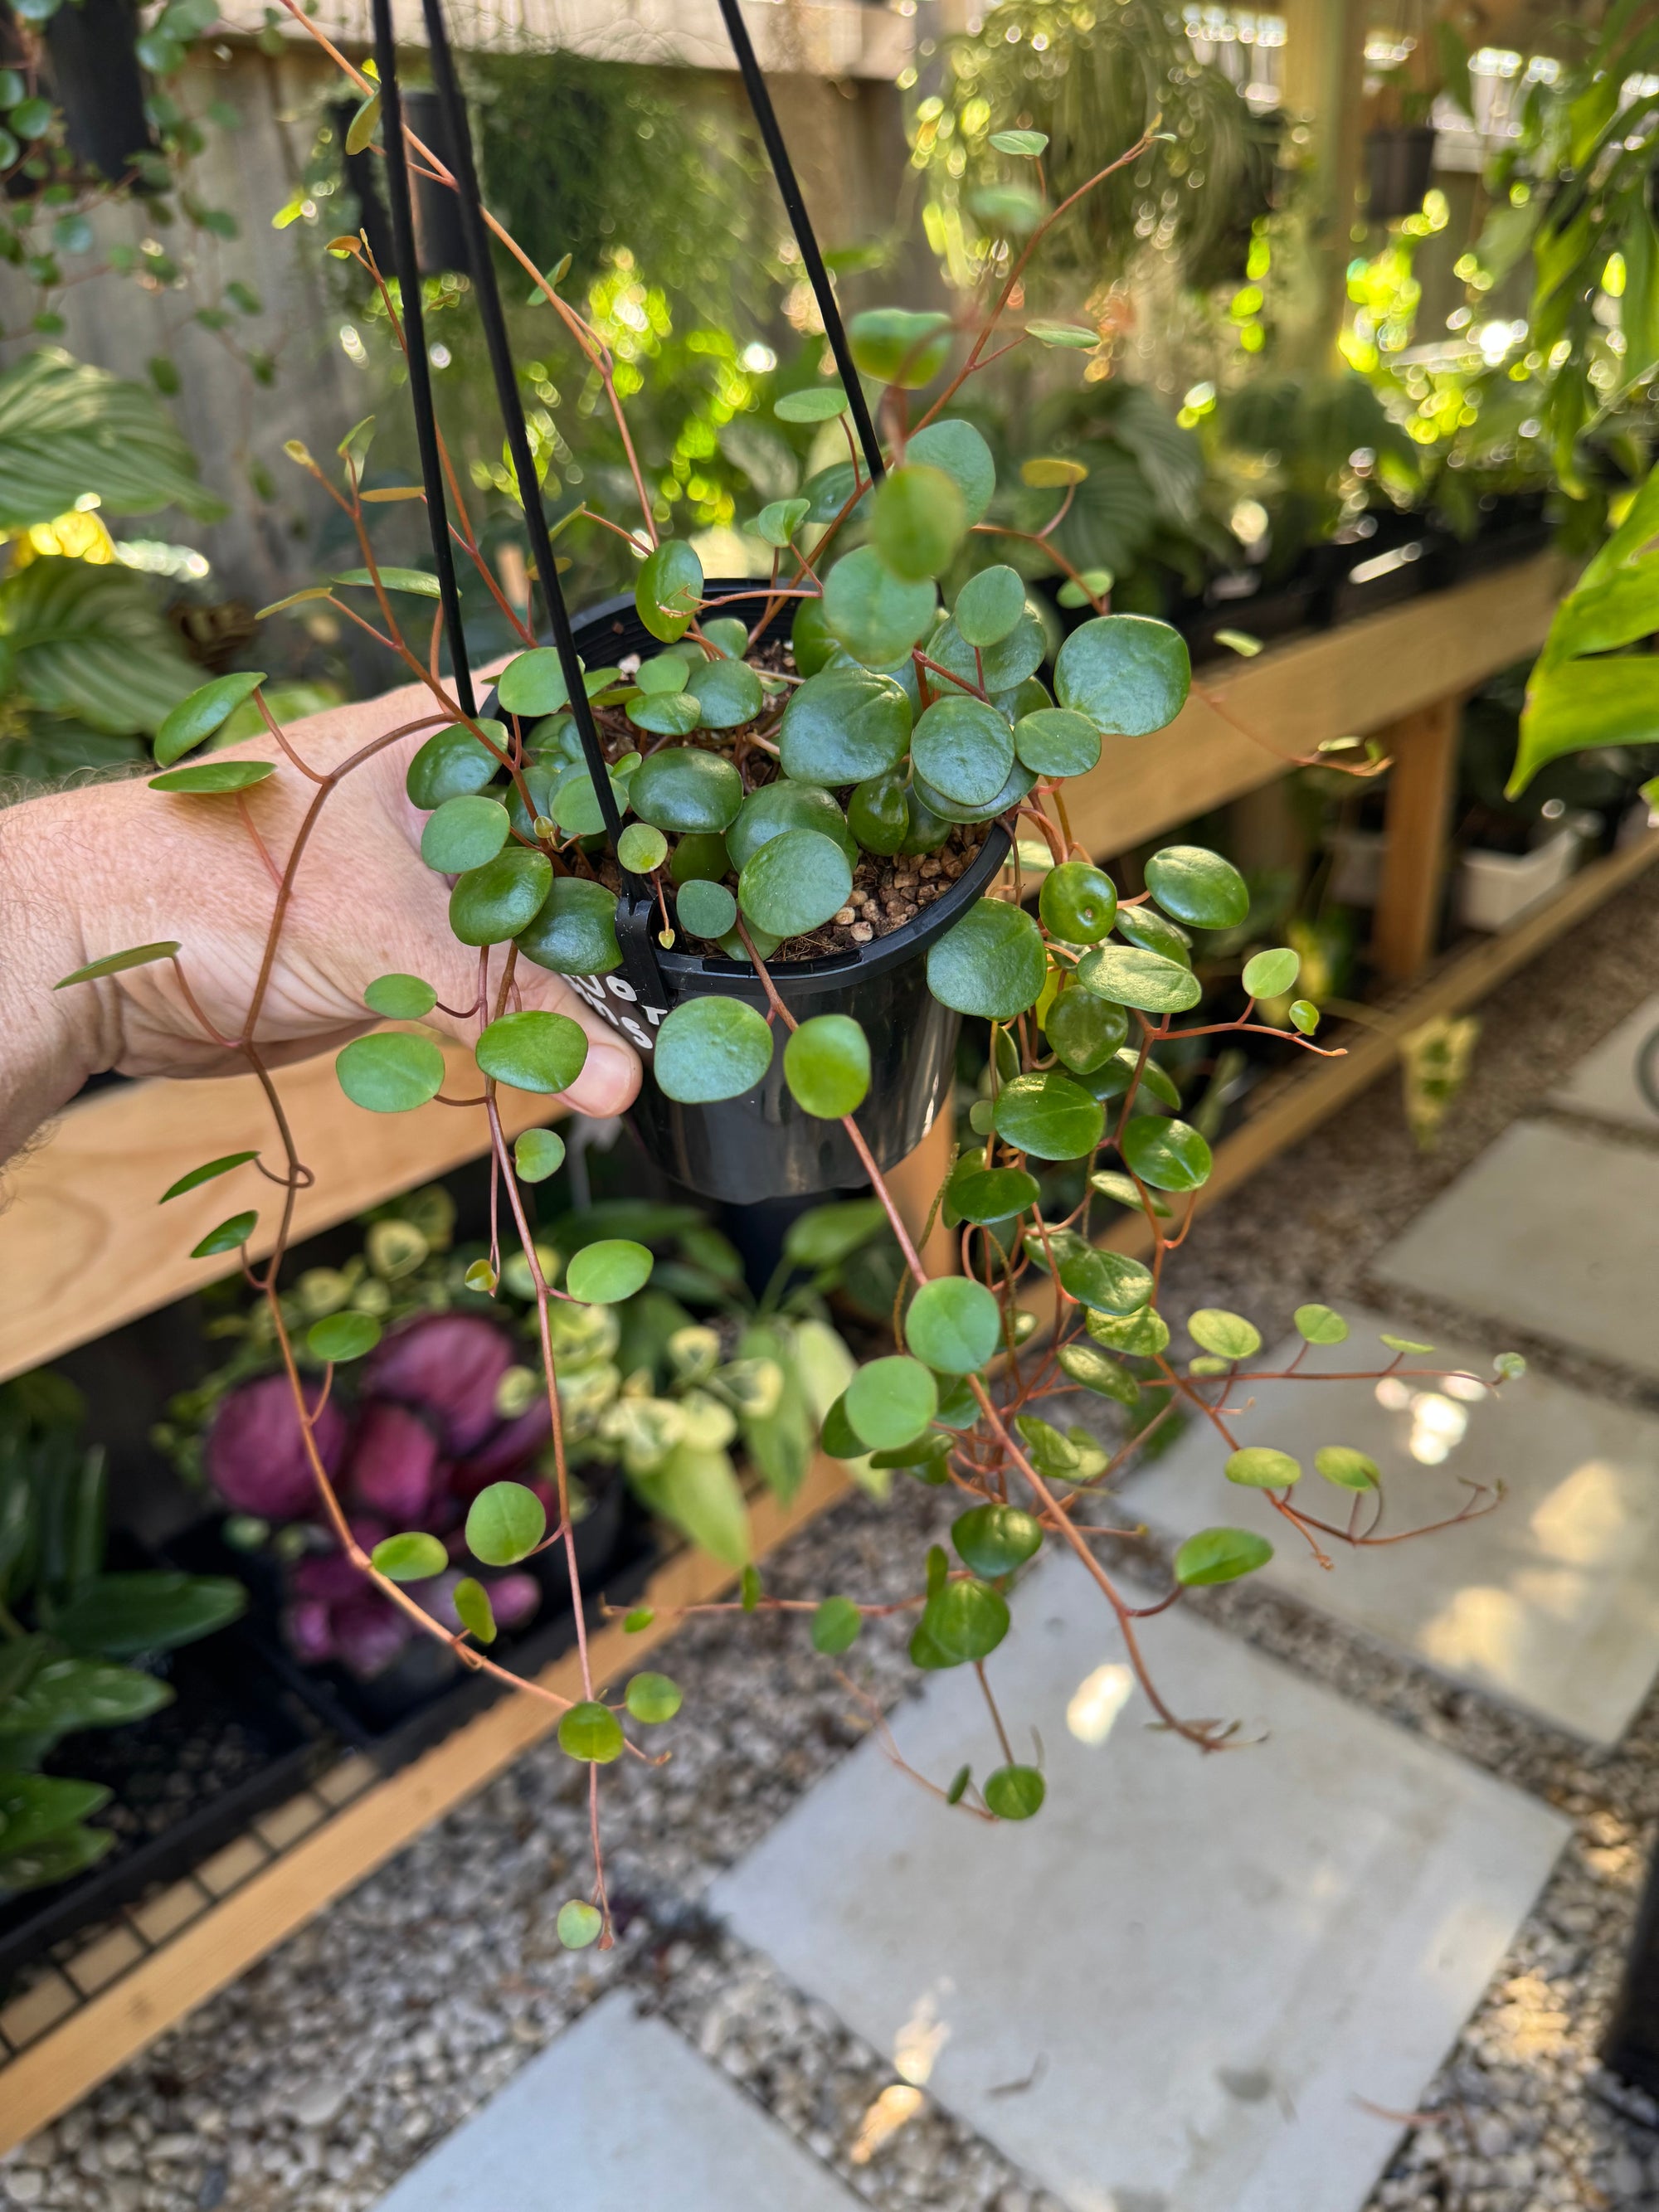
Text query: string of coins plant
50 40 1528 1948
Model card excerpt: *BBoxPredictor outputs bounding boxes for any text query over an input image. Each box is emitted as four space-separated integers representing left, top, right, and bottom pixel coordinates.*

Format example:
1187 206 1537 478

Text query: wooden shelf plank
0 1455 852 2151
0 1043 561 1385
1063 553 1565 862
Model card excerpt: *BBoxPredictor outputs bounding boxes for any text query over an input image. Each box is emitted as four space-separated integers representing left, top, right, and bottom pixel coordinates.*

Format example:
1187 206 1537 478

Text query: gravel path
5 868 1659 2212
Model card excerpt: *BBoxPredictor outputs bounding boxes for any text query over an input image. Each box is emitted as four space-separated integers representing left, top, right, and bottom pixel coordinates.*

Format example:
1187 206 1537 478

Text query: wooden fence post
1373 693 1463 981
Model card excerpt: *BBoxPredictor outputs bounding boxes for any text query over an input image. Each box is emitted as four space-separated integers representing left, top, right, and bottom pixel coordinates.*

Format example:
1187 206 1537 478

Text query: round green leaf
1316 1446 1379 1490
1119 1116 1213 1194
929 610 1044 697
307 1311 381 1363
907 418 995 525
337 1032 446 1113
1295 1303 1348 1344
364 973 438 1019
627 689 702 738
498 649 572 717
450 848 552 946
1114 906 1192 966
849 306 951 388
871 464 966 582
669 832 731 884
1055 1339 1140 1405
466 1480 547 1566
1495 1351 1526 1382
1077 943 1202 1014
823 546 937 666
677 878 738 939
1146 844 1248 929
453 1578 497 1643
1044 985 1126 1073
191 1211 257 1259
922 1576 1010 1663
148 759 275 794
372 1531 448 1582
406 719 506 808
635 538 703 643
1014 707 1100 780
954 564 1026 648
421 793 510 874
654 996 775 1102
557 1899 603 1947
625 1671 682 1723
1087 1305 1170 1356
728 780 856 872
775 386 849 422
1039 860 1118 944
514 1126 567 1183
1053 614 1190 737
971 182 1047 233
946 1162 1040 1226
811 1595 863 1655
1381 1334 1435 1355
1188 1308 1261 1360
617 823 668 873
1243 947 1300 999
685 655 764 731
738 828 853 941
1058 1245 1154 1316
905 1277 1000 1374
983 1763 1045 1820
516 877 622 977
990 127 1048 155
1175 1528 1273 1587
475 1009 589 1096
779 664 912 784
1091 1167 1169 1217
952 1504 1040 1578
1225 1446 1301 1489
992 1072 1105 1161
629 745 744 835
912 757 1034 827
557 1699 625 1762
783 1015 871 1118
1289 999 1321 1036
756 498 810 548
566 1238 653 1304
154 670 267 767
927 900 1048 1020
912 694 1016 808
844 1355 939 1451
843 771 906 856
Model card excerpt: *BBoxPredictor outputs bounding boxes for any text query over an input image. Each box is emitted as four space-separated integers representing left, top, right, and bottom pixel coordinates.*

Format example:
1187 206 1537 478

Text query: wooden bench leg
1373 695 1462 982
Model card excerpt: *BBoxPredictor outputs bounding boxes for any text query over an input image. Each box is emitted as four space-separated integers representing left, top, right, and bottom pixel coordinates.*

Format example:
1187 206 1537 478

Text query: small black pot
41 0 154 187
1365 127 1437 222
496 582 1010 1206
168 1476 652 1775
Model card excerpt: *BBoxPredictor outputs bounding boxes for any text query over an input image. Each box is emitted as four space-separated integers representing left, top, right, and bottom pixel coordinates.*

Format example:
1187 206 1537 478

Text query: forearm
0 785 112 1164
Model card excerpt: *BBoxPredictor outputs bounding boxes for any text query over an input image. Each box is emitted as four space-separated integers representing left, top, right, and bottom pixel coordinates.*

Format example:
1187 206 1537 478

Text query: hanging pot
481 581 1008 1206
41 0 155 187
1365 126 1437 222
334 86 468 277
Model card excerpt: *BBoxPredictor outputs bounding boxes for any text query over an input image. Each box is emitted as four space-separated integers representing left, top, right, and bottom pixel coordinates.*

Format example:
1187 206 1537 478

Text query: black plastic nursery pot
167 1475 654 1775
489 582 1012 1208
0 1616 324 1986
1365 126 1438 222
41 0 155 187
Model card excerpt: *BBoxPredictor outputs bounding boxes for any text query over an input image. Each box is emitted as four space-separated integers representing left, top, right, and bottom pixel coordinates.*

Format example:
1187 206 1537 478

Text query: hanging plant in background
910 0 1249 299
50 0 1541 1957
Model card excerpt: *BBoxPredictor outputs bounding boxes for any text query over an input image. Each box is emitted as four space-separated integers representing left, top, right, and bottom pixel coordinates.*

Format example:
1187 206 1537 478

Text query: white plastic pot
1455 823 1585 933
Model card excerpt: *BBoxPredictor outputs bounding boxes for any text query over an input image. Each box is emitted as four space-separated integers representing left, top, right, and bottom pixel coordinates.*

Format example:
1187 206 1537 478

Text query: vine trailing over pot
51 0 1534 1952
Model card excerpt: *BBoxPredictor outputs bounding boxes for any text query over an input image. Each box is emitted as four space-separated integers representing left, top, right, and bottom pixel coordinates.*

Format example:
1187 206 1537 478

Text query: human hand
0 668 641 1160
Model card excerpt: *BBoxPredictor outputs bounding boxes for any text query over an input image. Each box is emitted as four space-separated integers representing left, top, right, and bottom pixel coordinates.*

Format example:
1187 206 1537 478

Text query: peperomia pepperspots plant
49 0 1530 1948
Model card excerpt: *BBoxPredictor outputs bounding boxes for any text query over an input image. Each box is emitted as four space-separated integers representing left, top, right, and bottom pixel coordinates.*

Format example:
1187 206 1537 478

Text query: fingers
515 971 642 1118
